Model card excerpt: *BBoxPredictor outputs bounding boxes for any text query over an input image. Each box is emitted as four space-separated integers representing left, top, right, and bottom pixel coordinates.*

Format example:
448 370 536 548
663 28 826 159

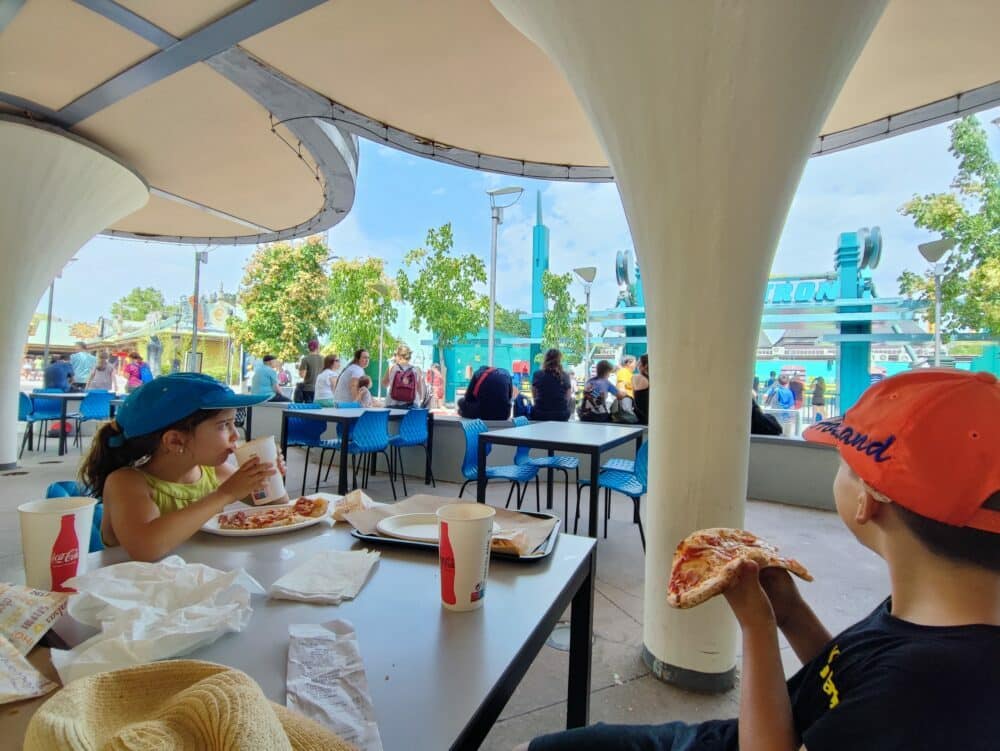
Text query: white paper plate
201 493 340 537
375 513 500 543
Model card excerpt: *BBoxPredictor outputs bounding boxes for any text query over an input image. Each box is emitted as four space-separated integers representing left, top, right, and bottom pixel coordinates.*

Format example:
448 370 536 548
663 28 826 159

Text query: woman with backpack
530 348 573 422
122 352 151 393
578 360 624 422
382 343 424 409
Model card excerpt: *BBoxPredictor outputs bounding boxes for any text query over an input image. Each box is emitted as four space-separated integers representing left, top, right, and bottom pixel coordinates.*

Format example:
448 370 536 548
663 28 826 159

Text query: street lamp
917 238 955 367
188 249 210 372
573 266 597 378
486 186 524 366
43 257 77 363
372 281 390 398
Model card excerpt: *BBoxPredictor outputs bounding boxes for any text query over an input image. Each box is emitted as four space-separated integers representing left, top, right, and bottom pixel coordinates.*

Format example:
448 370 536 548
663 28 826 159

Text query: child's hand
758 567 805 629
276 451 287 478
723 560 776 631
219 457 275 501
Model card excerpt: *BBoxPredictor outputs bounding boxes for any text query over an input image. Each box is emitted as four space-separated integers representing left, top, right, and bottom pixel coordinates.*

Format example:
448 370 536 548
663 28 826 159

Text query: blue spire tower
530 191 550 365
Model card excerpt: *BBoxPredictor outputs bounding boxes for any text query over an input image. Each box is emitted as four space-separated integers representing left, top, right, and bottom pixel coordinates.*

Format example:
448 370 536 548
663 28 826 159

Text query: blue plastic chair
387 409 435 496
28 392 65 453
344 410 396 499
285 404 326 495
335 401 361 408
70 391 114 451
601 457 635 473
18 393 36 458
45 481 103 553
512 416 579 525
458 419 539 509
576 442 647 549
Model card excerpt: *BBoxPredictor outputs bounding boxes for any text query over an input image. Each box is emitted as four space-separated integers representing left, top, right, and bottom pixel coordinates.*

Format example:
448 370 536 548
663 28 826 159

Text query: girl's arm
103 459 275 562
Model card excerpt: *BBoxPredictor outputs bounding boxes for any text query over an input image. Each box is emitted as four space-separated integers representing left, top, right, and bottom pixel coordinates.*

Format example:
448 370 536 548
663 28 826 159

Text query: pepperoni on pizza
667 528 812 609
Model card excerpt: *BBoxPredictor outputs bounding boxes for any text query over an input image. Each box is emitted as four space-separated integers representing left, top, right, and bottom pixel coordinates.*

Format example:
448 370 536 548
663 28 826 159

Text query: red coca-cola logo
51 549 79 566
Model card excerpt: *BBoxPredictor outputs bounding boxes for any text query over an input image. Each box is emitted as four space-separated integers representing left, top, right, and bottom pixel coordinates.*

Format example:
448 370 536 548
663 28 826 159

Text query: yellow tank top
138 466 220 515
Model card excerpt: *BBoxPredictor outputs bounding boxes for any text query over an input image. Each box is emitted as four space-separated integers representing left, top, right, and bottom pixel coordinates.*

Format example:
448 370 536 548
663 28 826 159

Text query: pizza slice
667 527 812 609
292 496 329 519
218 506 298 531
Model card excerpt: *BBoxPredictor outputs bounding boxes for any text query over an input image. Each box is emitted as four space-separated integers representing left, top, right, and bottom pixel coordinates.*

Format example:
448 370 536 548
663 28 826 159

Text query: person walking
333 349 370 404
426 363 445 408
632 354 650 425
70 341 96 391
85 350 117 392
530 348 573 422
313 354 341 407
383 343 424 409
296 339 324 403
811 376 827 423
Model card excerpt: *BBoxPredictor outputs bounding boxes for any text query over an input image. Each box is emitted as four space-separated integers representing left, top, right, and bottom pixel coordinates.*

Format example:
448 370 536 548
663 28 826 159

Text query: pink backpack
390 365 417 403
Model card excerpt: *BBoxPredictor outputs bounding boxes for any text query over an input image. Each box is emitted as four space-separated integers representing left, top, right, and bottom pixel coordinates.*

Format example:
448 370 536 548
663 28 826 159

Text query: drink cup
437 503 496 612
18 497 96 592
234 436 289 505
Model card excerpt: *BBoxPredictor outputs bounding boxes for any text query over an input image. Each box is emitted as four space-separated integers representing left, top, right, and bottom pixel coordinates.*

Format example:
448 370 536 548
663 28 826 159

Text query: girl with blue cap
81 373 280 561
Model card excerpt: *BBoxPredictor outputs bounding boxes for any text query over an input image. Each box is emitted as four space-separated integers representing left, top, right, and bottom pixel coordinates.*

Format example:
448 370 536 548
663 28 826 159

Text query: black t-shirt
685 598 1000 750
530 369 572 421
458 367 513 420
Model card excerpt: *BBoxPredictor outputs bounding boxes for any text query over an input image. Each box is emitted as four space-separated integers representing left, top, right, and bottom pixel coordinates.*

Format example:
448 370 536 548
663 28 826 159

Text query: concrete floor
1 434 889 750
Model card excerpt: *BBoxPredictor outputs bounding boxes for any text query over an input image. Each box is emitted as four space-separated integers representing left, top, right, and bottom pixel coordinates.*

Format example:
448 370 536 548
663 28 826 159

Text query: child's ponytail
80 420 160 498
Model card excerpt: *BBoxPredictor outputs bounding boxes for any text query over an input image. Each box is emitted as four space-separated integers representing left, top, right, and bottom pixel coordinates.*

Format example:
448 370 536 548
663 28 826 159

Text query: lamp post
917 238 955 367
486 186 524 366
372 282 390 398
42 258 77 363
188 249 209 372
573 266 597 378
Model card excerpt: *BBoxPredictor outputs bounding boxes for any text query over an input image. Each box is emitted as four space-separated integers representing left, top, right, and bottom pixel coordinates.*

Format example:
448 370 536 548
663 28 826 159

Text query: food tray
350 510 561 562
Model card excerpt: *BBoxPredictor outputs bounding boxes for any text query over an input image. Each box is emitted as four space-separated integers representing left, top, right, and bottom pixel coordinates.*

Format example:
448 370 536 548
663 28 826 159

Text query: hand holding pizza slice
667 528 812 609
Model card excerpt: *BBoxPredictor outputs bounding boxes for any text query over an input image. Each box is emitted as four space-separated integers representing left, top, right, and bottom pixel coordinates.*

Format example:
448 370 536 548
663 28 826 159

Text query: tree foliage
326 257 398 357
495 305 530 337
397 223 488 376
228 237 332 360
898 115 1000 336
111 287 176 321
538 271 587 366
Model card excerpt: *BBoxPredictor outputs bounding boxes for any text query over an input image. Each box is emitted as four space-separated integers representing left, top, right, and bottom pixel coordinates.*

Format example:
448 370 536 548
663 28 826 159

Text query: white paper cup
437 503 496 612
234 436 288 505
18 497 96 592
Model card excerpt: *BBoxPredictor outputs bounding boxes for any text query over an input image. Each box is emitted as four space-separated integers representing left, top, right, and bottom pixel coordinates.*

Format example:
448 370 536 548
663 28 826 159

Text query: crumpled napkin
269 550 380 604
50 556 264 685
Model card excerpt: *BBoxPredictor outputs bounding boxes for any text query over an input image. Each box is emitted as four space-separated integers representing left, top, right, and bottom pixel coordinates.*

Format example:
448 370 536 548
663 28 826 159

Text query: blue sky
44 107 1000 323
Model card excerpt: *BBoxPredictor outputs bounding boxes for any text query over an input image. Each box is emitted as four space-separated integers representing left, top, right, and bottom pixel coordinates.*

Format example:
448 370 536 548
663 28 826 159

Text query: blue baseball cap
113 373 270 442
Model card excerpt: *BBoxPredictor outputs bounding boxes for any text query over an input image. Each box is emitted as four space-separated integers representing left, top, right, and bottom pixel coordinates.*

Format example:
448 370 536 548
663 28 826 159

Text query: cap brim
802 416 843 446
199 393 274 409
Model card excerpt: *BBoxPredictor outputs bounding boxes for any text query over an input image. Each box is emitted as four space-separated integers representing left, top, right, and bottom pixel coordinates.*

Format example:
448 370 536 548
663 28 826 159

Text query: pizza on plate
667 528 812 609
217 496 329 530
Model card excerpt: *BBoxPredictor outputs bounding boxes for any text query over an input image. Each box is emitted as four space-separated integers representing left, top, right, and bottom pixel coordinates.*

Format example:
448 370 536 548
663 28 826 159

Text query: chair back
30 394 64 420
511 416 532 465
79 391 113 421
234 407 247 429
286 404 325 444
18 393 33 421
635 442 649 492
459 418 489 480
45 481 103 552
397 408 429 445
350 410 390 453
336 401 361 408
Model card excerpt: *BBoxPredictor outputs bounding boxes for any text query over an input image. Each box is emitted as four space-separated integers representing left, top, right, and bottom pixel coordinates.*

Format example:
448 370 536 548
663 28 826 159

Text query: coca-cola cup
17 497 96 592
437 503 496 612
234 436 288 505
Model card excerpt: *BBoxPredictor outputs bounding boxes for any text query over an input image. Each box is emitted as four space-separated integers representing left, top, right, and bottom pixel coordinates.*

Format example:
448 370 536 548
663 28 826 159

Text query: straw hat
25 660 355 751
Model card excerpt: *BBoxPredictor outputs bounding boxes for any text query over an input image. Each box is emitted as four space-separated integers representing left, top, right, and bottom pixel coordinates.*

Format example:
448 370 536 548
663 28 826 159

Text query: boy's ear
855 489 886 524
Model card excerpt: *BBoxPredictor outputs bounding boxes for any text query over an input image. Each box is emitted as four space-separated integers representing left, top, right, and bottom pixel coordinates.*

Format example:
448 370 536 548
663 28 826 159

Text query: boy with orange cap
517 370 1000 750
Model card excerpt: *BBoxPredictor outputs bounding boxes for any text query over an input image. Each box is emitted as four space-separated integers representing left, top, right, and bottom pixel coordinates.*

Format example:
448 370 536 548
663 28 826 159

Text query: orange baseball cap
803 369 1000 533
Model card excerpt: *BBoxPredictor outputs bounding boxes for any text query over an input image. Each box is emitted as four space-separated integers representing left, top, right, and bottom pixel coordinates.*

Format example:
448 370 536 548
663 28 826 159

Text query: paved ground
1 435 889 750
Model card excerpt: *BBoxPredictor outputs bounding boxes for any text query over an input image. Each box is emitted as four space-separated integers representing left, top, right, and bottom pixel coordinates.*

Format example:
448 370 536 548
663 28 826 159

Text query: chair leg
424 445 436 487
505 481 518 509
398 447 408 497
634 497 646 551
315 449 326 493
458 480 470 498
558 468 570 532
19 424 31 459
534 475 541 512
301 447 311 496
604 488 611 539
382 451 397 500
573 483 585 535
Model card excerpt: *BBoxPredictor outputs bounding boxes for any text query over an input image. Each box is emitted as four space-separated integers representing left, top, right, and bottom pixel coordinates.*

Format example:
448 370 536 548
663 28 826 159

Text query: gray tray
350 510 561 562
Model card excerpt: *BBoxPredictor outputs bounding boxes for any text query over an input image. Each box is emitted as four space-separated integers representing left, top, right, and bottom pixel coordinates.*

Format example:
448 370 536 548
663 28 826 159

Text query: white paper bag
269 550 379 604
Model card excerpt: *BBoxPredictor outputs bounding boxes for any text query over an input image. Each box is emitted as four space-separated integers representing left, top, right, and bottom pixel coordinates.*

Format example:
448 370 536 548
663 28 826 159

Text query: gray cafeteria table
47 520 597 751
478 422 645 538
30 391 86 456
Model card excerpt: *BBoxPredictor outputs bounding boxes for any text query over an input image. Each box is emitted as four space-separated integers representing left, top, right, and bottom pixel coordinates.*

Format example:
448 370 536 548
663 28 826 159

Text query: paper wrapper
0 636 58 705
332 490 381 522
0 584 68 655
345 495 558 556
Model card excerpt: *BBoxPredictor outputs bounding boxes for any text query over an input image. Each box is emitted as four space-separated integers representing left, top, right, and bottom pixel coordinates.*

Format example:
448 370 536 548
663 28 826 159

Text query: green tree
538 271 587 366
898 115 1000 336
227 237 332 360
327 257 398 358
495 305 530 337
397 223 487 381
110 287 176 321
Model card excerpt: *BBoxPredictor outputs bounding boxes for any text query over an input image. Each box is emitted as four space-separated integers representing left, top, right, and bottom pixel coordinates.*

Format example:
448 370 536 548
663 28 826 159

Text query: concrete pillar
492 0 886 689
1 116 148 468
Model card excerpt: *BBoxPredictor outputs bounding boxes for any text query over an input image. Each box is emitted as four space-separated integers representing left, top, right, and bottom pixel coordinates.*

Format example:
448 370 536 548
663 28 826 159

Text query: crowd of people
28 342 153 394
